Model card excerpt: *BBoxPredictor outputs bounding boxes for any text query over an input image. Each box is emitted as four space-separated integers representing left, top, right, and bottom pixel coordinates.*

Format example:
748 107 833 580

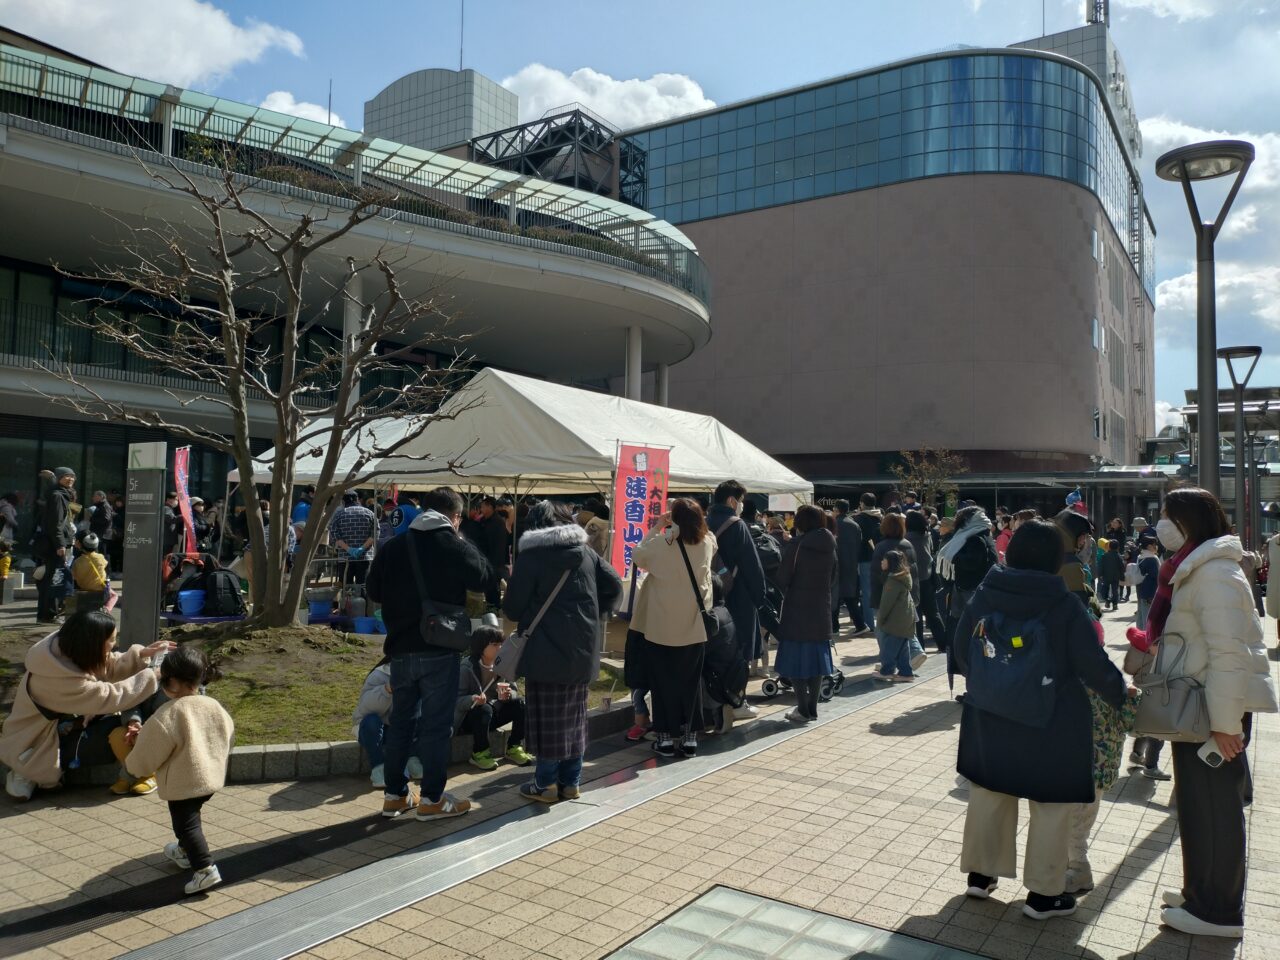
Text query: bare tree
890 447 970 512
38 156 481 627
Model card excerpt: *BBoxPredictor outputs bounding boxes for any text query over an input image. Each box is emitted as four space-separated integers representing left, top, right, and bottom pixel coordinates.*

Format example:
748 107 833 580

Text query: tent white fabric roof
229 367 813 498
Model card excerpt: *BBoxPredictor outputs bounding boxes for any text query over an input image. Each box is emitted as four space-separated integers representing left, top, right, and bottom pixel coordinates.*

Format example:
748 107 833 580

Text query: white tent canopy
229 367 813 499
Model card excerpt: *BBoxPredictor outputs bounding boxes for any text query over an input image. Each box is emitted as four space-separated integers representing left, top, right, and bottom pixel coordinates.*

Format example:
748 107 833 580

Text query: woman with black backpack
952 519 1129 921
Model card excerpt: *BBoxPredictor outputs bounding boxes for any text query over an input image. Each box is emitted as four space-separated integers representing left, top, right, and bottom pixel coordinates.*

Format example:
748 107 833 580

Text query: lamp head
1156 140 1255 182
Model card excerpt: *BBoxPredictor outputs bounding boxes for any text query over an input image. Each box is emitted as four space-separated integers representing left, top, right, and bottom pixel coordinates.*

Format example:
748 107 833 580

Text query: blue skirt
774 640 834 679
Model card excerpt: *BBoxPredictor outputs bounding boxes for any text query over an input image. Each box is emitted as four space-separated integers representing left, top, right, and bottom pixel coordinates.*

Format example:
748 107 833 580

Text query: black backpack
963 598 1067 728
203 569 247 617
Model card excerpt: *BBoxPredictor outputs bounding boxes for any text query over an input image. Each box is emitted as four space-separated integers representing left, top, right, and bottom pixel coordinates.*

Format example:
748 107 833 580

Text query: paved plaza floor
2 604 1278 960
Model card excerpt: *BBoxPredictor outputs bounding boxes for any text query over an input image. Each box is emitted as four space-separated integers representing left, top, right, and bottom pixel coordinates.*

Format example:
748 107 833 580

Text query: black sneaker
1023 892 1077 920
678 733 697 757
965 873 997 899
652 736 676 758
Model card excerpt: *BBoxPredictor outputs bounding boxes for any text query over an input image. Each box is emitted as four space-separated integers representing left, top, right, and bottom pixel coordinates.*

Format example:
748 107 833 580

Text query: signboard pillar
122 441 167 648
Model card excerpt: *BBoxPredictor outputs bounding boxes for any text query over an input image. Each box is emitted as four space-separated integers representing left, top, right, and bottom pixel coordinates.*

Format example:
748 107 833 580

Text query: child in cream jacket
126 646 234 896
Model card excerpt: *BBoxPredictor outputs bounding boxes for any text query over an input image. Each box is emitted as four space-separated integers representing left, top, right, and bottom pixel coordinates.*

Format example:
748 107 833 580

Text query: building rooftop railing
0 44 710 309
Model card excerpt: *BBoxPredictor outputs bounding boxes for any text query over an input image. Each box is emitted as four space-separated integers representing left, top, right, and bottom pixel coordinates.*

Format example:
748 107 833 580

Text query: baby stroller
759 640 845 702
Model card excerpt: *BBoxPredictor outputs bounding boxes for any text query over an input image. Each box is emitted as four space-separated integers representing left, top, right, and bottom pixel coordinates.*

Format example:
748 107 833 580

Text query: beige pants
1067 798 1101 871
961 784 1072 895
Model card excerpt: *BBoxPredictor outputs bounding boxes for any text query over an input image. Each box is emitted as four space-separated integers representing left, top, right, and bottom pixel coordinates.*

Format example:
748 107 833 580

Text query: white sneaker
733 704 759 720
184 864 222 895
163 842 191 869
784 708 811 725
1160 906 1242 939
5 770 35 801
1161 891 1184 909
406 756 423 779
369 764 386 790
910 652 928 670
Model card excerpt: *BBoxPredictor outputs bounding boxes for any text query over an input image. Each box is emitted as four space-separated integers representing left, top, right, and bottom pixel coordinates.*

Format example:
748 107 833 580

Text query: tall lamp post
1156 140 1255 500
1218 346 1261 547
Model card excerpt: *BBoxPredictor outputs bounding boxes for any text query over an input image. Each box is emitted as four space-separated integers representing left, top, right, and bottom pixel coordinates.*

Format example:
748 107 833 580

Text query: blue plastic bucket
308 600 331 618
177 590 206 617
352 616 378 634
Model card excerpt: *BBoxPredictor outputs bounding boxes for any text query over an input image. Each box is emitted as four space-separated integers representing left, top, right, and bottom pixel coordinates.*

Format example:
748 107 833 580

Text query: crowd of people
0 474 1275 940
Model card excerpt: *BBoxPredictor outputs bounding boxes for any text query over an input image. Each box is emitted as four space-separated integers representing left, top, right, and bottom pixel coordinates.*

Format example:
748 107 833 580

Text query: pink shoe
624 725 649 742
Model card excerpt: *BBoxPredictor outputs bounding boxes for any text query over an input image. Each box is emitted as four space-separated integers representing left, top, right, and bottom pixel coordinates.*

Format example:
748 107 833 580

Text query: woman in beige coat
631 499 716 759
0 609 172 800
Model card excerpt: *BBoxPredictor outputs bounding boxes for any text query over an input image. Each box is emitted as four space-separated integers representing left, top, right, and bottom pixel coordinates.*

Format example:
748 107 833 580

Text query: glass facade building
630 50 1155 299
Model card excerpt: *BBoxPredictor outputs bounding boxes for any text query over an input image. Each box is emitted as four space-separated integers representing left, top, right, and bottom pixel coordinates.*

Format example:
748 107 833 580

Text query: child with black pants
455 623 533 771
126 646 234 895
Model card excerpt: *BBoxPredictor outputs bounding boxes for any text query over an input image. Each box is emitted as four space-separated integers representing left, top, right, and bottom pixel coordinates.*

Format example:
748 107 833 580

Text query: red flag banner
609 444 671 579
173 446 196 556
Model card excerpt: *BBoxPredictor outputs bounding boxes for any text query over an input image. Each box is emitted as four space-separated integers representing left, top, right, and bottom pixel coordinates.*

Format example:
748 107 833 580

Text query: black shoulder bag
405 531 472 652
678 539 722 642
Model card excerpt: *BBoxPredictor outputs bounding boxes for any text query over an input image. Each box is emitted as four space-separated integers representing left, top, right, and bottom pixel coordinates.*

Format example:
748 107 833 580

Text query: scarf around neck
1141 540 1195 643
936 511 991 581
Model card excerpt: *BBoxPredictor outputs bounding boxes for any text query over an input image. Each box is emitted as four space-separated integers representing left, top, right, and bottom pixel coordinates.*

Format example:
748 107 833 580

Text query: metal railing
0 300 333 409
0 44 710 308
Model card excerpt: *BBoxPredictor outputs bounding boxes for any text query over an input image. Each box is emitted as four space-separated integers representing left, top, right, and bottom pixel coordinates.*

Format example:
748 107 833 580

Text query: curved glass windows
631 51 1154 299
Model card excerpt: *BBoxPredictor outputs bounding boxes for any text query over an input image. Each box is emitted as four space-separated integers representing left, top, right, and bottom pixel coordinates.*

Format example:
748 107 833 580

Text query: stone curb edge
1 701 638 788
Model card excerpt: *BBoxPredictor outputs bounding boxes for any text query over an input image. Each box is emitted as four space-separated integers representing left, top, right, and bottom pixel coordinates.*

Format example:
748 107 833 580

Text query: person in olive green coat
875 550 917 682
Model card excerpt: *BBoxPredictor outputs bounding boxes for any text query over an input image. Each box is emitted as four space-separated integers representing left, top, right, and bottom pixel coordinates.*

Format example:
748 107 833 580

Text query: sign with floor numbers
121 442 166 648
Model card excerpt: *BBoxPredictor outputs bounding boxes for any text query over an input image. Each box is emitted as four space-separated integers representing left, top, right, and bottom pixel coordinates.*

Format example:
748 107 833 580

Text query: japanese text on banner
610 445 670 578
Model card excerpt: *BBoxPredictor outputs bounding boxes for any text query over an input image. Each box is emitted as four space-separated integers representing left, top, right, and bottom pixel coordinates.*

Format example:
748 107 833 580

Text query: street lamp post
1218 346 1261 547
1156 140 1256 500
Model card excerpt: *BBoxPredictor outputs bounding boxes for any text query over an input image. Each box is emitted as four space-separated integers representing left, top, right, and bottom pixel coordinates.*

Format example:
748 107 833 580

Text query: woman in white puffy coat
1154 488 1277 939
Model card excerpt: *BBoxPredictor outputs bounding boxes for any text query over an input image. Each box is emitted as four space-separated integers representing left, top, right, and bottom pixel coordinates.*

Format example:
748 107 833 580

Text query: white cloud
259 91 344 129
502 64 715 129
1220 203 1260 239
1155 263 1280 339
0 0 303 88
1141 116 1280 189
1154 400 1186 432
1120 0 1219 20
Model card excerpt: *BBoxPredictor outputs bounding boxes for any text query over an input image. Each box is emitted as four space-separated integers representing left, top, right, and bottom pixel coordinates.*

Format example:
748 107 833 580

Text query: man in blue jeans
853 492 884 634
367 486 493 820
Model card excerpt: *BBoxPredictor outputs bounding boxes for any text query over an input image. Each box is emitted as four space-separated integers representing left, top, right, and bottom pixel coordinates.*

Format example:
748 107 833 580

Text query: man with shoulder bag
366 486 493 821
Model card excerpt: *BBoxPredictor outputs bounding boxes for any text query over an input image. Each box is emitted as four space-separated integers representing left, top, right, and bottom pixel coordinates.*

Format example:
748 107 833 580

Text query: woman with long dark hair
1145 488 1277 938
631 498 716 758
775 504 837 723
504 501 622 803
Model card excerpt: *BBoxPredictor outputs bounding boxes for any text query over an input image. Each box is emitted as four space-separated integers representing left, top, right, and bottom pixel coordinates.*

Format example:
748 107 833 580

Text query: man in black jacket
853 492 883 632
706 480 769 719
35 467 76 623
832 500 865 632
477 496 510 606
366 486 492 821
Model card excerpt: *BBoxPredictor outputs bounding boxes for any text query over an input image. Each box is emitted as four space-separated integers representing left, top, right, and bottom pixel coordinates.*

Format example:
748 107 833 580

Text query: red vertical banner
173 446 196 556
610 444 671 579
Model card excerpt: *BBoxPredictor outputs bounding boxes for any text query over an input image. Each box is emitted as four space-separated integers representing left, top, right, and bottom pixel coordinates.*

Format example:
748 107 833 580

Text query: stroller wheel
760 678 780 698
832 672 845 693
819 677 835 702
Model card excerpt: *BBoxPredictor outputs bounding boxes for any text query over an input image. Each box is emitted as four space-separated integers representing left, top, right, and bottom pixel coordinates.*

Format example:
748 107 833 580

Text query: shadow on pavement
867 698 961 737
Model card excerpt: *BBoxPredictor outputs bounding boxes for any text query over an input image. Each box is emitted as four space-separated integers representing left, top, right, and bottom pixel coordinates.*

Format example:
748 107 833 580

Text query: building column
655 362 669 407
624 326 642 401
343 272 363 413
160 99 174 157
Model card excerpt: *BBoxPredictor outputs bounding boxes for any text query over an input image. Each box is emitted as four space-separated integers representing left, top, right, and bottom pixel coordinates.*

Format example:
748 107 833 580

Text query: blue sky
4 0 1279 428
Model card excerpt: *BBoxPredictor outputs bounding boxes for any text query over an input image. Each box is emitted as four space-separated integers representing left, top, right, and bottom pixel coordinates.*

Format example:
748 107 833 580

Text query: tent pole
218 480 237 562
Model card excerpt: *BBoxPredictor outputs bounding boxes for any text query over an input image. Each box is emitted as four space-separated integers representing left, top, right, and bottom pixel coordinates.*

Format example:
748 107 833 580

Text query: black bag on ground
203 569 247 617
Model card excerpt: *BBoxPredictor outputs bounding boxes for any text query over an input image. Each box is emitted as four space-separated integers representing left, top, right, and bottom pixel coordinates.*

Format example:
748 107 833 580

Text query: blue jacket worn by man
706 503 768 663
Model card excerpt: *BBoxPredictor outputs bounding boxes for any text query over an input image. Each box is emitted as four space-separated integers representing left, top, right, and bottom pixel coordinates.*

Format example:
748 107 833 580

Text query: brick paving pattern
2 606 1277 959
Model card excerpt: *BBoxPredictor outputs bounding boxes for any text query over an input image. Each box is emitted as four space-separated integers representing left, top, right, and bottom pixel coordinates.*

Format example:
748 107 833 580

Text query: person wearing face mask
1129 489 1277 939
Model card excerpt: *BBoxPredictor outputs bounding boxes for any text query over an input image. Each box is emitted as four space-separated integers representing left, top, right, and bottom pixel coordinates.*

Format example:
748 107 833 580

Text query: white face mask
1156 517 1185 552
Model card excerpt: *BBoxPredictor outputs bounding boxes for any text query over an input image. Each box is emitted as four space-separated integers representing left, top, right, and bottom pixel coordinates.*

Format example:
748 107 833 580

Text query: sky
2 0 1278 431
